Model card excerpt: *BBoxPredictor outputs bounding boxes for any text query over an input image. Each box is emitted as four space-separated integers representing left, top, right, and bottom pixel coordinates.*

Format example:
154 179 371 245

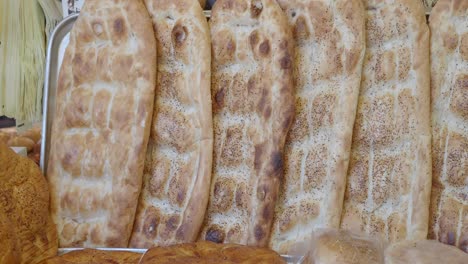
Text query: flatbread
428 0 468 253
199 0 295 246
139 241 285 264
0 143 58 264
269 0 366 254
385 240 468 264
47 0 157 247
130 0 213 248
340 0 432 242
38 249 142 264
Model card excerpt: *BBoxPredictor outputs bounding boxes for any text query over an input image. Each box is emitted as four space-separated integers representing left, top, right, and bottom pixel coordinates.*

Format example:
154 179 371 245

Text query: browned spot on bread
221 125 244 166
213 30 236 63
166 215 179 231
460 33 468 60
259 40 271 56
254 225 265 241
254 143 265 172
175 224 187 241
143 207 160 240
113 17 125 36
443 25 458 52
205 226 225 243
172 23 188 47
263 205 272 220
235 183 248 209
249 30 259 49
450 75 468 119
294 16 310 40
215 87 226 110
271 151 284 176
280 54 292 69
257 89 269 114
212 178 235 212
251 0 263 18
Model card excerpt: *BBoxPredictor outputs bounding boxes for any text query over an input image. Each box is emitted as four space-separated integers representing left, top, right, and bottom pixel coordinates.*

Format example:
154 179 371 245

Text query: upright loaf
47 0 157 247
130 0 213 247
340 0 432 242
269 0 366 254
199 0 295 246
428 0 468 253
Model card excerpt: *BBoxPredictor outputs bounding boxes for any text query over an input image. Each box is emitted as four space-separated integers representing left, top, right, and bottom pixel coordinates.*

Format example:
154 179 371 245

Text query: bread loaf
269 0 366 254
130 0 213 247
199 0 295 246
0 143 58 264
341 0 432 242
47 0 157 247
38 249 142 264
139 241 286 264
428 0 468 253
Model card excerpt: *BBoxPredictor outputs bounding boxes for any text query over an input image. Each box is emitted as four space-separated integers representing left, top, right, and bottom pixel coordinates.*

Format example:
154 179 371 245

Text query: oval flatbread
130 0 213 248
340 0 432 242
199 0 295 247
269 0 366 254
428 0 468 253
47 0 157 247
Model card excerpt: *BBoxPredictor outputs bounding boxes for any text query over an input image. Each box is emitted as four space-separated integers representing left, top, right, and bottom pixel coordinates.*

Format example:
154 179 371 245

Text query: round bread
0 143 58 263
38 249 142 264
7 136 35 152
139 241 285 264
385 240 468 264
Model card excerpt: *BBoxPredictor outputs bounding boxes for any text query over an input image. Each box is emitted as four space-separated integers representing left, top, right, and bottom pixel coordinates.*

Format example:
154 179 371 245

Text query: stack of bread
1 0 467 263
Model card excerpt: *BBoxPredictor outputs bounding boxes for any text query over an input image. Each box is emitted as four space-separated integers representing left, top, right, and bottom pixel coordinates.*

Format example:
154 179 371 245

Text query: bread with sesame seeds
269 0 366 254
340 0 432 242
199 0 295 247
46 0 157 247
428 0 468 253
129 0 213 248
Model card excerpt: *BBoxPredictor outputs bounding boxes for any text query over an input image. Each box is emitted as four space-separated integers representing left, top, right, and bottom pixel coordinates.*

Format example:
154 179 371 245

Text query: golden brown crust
428 0 468 253
0 143 58 264
307 229 384 264
198 0 206 8
47 0 157 247
269 0 366 254
130 0 213 247
38 249 142 264
385 240 468 264
139 241 285 264
0 212 20 264
199 0 295 247
340 0 432 242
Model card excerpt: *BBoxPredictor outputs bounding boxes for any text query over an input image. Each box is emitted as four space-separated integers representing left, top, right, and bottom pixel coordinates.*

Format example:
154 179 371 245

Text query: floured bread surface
47 0 156 247
0 143 58 264
130 0 213 248
385 240 468 264
199 0 295 247
428 0 468 253
269 0 366 254
340 0 432 242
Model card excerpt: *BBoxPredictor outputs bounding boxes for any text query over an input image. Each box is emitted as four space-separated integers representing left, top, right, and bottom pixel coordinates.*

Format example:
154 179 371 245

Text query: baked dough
139 241 286 264
199 0 295 246
0 210 20 264
199 0 206 8
385 240 468 264
0 143 58 264
38 249 142 264
269 0 366 254
306 229 384 264
47 0 157 247
130 0 213 247
340 0 432 242
428 0 468 253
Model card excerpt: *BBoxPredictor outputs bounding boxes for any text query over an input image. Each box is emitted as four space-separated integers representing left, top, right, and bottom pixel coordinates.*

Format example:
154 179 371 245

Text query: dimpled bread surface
269 0 366 254
428 0 468 253
46 0 157 247
130 0 213 247
340 0 432 242
199 0 295 247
